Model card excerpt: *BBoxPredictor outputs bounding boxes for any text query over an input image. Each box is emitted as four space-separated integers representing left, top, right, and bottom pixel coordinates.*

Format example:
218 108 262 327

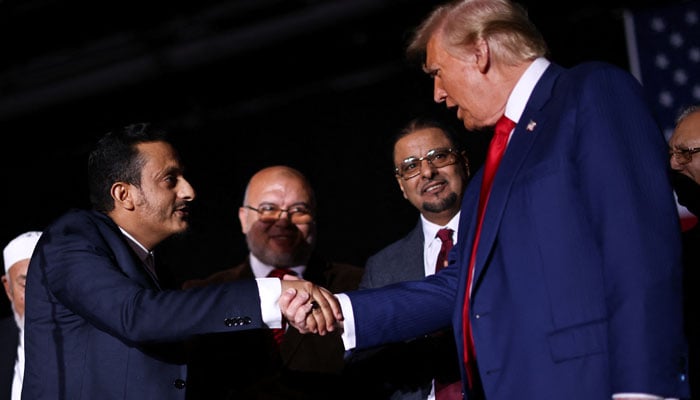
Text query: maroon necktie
434 228 464 399
462 115 515 388
267 267 299 347
435 228 454 273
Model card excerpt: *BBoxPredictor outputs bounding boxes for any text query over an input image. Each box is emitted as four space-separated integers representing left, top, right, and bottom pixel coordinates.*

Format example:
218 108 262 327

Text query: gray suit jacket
345 221 461 400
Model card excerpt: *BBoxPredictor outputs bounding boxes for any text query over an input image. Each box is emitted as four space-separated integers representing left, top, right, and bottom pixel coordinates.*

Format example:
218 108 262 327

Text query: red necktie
462 115 515 388
267 267 299 347
435 228 454 273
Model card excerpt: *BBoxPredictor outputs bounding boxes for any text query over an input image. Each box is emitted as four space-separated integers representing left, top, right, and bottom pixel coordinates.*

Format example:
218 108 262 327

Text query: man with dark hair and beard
344 116 471 400
183 165 363 400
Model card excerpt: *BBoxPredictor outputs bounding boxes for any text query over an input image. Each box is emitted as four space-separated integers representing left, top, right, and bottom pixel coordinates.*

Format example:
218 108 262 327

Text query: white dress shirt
11 326 23 400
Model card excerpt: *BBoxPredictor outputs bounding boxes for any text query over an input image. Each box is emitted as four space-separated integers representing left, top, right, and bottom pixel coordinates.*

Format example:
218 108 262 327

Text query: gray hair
676 104 700 125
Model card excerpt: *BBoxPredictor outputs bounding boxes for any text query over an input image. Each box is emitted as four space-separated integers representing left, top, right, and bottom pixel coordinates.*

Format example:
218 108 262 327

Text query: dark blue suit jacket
23 209 266 400
347 62 690 399
346 221 461 400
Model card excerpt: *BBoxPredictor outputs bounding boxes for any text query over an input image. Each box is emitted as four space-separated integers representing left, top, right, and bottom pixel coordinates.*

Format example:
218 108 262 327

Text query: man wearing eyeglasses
668 104 700 398
344 117 470 400
670 105 700 184
182 165 363 400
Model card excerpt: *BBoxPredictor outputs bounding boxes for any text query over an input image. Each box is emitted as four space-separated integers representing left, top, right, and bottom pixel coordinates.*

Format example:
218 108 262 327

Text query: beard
247 227 315 267
259 243 312 267
423 191 458 213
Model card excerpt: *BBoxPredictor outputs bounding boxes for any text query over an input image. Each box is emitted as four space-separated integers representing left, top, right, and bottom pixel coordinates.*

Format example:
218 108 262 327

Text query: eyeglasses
669 147 700 165
243 204 313 224
395 148 461 180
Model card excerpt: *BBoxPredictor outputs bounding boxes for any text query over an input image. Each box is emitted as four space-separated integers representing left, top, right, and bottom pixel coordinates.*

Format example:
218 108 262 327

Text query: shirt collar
421 211 461 245
505 57 550 124
249 253 306 278
118 227 151 263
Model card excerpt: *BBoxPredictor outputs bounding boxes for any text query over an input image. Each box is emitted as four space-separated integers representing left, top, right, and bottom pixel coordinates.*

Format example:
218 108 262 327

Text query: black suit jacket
0 317 19 400
183 253 363 400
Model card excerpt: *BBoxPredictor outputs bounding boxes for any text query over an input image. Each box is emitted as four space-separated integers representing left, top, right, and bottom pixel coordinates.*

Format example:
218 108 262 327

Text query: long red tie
462 115 515 388
268 267 299 347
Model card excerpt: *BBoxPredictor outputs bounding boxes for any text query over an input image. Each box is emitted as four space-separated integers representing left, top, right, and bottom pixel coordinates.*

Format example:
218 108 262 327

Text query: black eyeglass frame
242 204 314 224
394 147 462 180
669 147 700 165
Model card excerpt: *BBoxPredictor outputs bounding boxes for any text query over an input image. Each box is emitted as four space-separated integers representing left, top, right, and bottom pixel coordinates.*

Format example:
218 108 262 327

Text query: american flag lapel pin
526 120 537 132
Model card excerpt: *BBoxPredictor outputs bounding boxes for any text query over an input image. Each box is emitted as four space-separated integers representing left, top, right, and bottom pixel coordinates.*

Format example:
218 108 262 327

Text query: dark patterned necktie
144 251 158 281
435 228 454 273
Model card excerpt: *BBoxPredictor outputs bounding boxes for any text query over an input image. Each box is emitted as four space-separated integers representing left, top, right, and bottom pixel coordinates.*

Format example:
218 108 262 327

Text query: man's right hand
279 278 343 335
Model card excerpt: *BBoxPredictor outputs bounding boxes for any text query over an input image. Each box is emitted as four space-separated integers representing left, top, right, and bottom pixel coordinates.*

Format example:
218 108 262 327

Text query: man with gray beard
183 165 362 400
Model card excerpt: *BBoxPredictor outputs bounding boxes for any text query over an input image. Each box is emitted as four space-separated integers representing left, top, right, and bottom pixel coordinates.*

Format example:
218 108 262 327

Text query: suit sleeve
37 215 267 343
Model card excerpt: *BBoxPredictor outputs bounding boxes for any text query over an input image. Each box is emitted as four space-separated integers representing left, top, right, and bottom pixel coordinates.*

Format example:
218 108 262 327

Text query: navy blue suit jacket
346 62 690 399
345 221 461 400
23 209 266 400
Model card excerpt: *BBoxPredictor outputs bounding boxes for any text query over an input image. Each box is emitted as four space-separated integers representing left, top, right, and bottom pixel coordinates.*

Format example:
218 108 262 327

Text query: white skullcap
3 231 42 275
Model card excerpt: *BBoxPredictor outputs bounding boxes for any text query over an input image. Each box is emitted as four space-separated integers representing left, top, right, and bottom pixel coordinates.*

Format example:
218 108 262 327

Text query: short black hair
390 115 465 167
87 122 170 212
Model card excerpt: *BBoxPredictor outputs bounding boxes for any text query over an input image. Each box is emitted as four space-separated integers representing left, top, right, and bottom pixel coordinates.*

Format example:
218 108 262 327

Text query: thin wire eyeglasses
243 204 313 224
669 147 700 165
395 148 461 180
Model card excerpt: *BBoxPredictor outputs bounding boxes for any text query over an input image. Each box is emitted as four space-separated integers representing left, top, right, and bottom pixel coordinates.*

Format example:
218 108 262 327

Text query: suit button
224 316 252 327
173 379 186 389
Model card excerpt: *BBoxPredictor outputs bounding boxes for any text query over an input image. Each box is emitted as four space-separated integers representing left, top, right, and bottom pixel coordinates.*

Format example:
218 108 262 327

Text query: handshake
279 278 344 335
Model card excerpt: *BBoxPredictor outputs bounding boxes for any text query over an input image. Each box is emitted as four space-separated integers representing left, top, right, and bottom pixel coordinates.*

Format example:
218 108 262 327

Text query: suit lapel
404 222 427 281
470 63 563 292
97 211 162 291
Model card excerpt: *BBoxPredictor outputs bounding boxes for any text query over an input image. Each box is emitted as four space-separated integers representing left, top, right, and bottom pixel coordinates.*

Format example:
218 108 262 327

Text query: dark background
0 0 682 316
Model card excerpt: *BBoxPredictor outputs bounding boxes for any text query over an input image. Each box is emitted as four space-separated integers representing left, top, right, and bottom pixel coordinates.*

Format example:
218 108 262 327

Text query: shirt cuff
256 277 282 328
611 394 667 400
337 293 356 350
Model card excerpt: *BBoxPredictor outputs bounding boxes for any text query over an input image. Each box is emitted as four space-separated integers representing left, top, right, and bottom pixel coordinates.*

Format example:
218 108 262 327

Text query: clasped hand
279 276 343 335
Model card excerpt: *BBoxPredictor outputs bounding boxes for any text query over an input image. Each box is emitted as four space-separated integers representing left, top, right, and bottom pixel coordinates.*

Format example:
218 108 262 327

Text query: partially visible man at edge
668 104 700 398
1 231 42 400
